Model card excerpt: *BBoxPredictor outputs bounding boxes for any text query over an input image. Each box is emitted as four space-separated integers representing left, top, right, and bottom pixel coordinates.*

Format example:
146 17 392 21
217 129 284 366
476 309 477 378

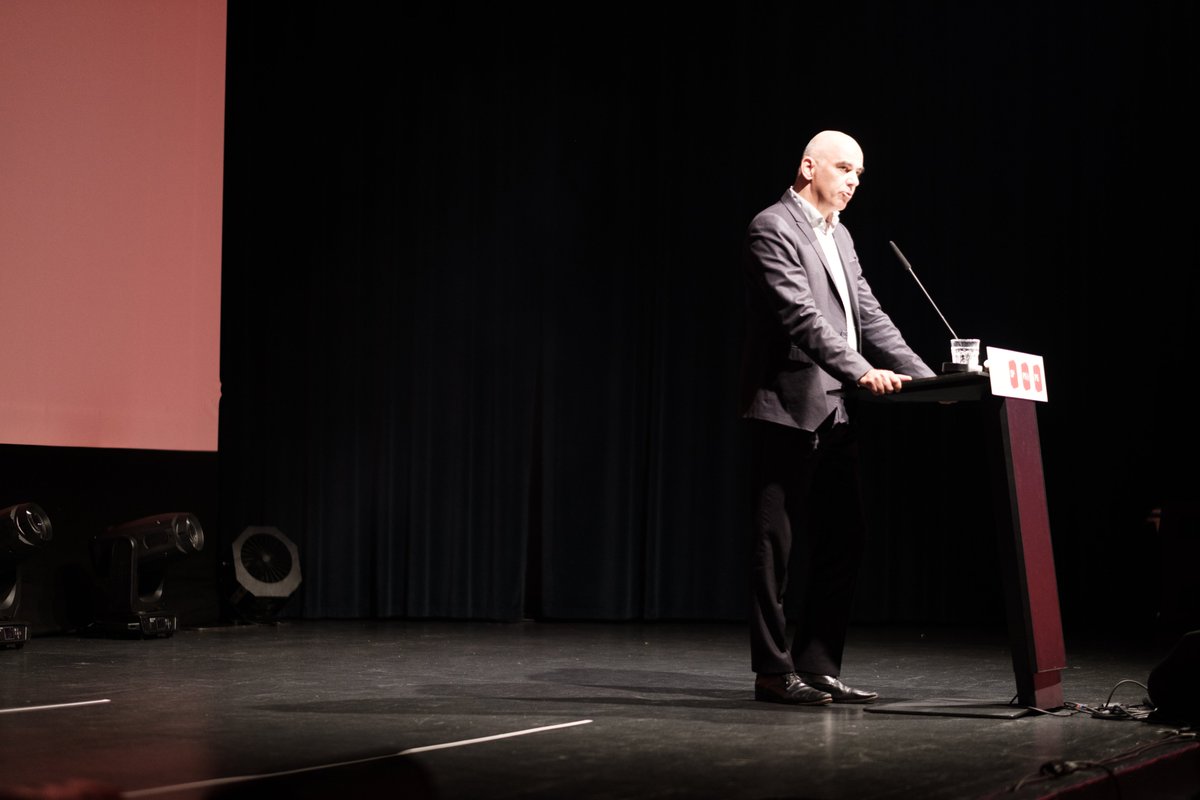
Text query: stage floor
1 620 1196 799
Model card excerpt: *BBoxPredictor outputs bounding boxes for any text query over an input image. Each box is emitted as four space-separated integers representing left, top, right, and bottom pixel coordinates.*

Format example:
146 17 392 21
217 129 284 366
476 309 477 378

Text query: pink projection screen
0 1 226 451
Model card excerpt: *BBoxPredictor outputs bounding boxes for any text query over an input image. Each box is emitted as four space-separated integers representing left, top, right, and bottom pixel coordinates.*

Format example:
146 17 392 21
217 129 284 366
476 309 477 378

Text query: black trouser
745 418 867 676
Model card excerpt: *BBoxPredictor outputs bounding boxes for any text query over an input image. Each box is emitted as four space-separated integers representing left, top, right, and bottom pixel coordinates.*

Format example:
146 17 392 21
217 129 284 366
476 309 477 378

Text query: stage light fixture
227 526 301 623
0 502 53 649
86 512 204 639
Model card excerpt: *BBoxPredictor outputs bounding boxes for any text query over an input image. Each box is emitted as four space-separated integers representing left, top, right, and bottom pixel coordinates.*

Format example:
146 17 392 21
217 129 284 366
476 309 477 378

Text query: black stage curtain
218 3 1198 630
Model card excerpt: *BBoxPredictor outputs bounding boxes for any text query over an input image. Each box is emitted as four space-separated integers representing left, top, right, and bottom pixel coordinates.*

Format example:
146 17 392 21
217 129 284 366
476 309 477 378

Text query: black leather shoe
797 673 878 703
755 672 833 705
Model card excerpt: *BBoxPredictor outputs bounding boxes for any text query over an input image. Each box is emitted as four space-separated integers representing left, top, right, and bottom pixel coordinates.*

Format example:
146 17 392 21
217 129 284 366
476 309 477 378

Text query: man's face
801 138 864 219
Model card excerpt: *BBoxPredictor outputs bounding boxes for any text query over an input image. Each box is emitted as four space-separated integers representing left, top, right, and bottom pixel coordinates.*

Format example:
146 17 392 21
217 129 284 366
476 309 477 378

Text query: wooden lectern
844 371 1066 712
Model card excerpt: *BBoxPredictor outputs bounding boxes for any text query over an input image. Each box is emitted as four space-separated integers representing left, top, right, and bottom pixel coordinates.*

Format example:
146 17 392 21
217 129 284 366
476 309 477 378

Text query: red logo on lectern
989 347 1048 403
1004 356 1045 395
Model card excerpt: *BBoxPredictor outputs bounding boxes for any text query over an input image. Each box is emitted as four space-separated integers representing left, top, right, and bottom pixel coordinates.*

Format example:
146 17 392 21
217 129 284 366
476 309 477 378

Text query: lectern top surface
831 371 992 403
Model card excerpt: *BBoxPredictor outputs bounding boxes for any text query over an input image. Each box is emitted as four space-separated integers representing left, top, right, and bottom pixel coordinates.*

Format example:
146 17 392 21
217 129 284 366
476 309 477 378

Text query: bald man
739 130 935 705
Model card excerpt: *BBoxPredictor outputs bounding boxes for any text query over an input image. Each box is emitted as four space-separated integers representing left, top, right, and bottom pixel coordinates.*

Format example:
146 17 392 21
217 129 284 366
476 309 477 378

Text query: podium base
865 697 1031 719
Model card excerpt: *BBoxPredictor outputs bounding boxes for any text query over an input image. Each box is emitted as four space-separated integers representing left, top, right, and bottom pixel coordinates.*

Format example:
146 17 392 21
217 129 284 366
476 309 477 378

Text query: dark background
6 2 1197 641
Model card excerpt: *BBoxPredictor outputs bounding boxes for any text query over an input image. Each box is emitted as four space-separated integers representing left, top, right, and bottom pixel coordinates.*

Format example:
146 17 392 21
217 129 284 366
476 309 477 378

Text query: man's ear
797 156 815 181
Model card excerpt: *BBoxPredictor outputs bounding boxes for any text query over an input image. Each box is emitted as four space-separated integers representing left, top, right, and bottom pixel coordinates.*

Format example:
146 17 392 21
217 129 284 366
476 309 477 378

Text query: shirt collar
788 187 839 234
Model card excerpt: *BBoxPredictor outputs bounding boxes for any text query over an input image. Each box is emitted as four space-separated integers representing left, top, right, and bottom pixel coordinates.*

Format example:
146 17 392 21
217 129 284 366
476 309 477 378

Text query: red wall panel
0 0 225 451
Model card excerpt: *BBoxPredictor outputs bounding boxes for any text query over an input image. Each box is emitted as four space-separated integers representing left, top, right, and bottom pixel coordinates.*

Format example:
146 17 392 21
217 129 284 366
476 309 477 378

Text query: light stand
86 512 204 639
0 503 54 649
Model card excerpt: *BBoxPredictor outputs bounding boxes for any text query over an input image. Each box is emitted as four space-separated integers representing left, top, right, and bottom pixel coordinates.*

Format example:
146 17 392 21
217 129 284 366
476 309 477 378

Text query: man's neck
790 186 837 229
793 185 833 223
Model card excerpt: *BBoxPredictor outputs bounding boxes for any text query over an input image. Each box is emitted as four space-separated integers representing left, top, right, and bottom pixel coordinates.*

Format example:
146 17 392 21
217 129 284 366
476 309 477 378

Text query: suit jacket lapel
780 194 833 277
781 194 861 338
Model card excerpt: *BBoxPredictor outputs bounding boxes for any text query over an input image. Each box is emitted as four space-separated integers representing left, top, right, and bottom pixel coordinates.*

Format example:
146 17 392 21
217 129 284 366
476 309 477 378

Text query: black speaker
1155 504 1200 633
227 526 301 623
1148 630 1200 724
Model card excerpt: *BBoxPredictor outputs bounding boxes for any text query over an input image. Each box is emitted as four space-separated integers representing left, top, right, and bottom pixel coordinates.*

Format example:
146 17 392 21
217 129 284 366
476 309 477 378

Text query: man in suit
740 130 935 705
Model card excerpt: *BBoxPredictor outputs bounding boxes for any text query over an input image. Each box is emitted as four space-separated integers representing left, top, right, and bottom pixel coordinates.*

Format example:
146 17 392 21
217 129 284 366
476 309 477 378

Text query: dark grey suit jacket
739 191 935 432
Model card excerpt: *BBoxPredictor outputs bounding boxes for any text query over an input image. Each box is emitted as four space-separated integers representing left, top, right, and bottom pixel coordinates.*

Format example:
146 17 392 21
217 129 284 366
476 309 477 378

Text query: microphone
888 240 958 339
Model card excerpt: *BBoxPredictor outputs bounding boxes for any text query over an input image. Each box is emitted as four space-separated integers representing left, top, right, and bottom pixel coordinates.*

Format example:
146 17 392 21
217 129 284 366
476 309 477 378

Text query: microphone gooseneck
888 240 958 339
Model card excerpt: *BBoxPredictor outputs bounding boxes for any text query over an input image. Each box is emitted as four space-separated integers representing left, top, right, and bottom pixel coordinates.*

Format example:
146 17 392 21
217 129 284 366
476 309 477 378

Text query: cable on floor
990 726 1196 797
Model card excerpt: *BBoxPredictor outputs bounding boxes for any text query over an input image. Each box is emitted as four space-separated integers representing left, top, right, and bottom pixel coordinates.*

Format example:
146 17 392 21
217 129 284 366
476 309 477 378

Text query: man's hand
857 368 911 396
